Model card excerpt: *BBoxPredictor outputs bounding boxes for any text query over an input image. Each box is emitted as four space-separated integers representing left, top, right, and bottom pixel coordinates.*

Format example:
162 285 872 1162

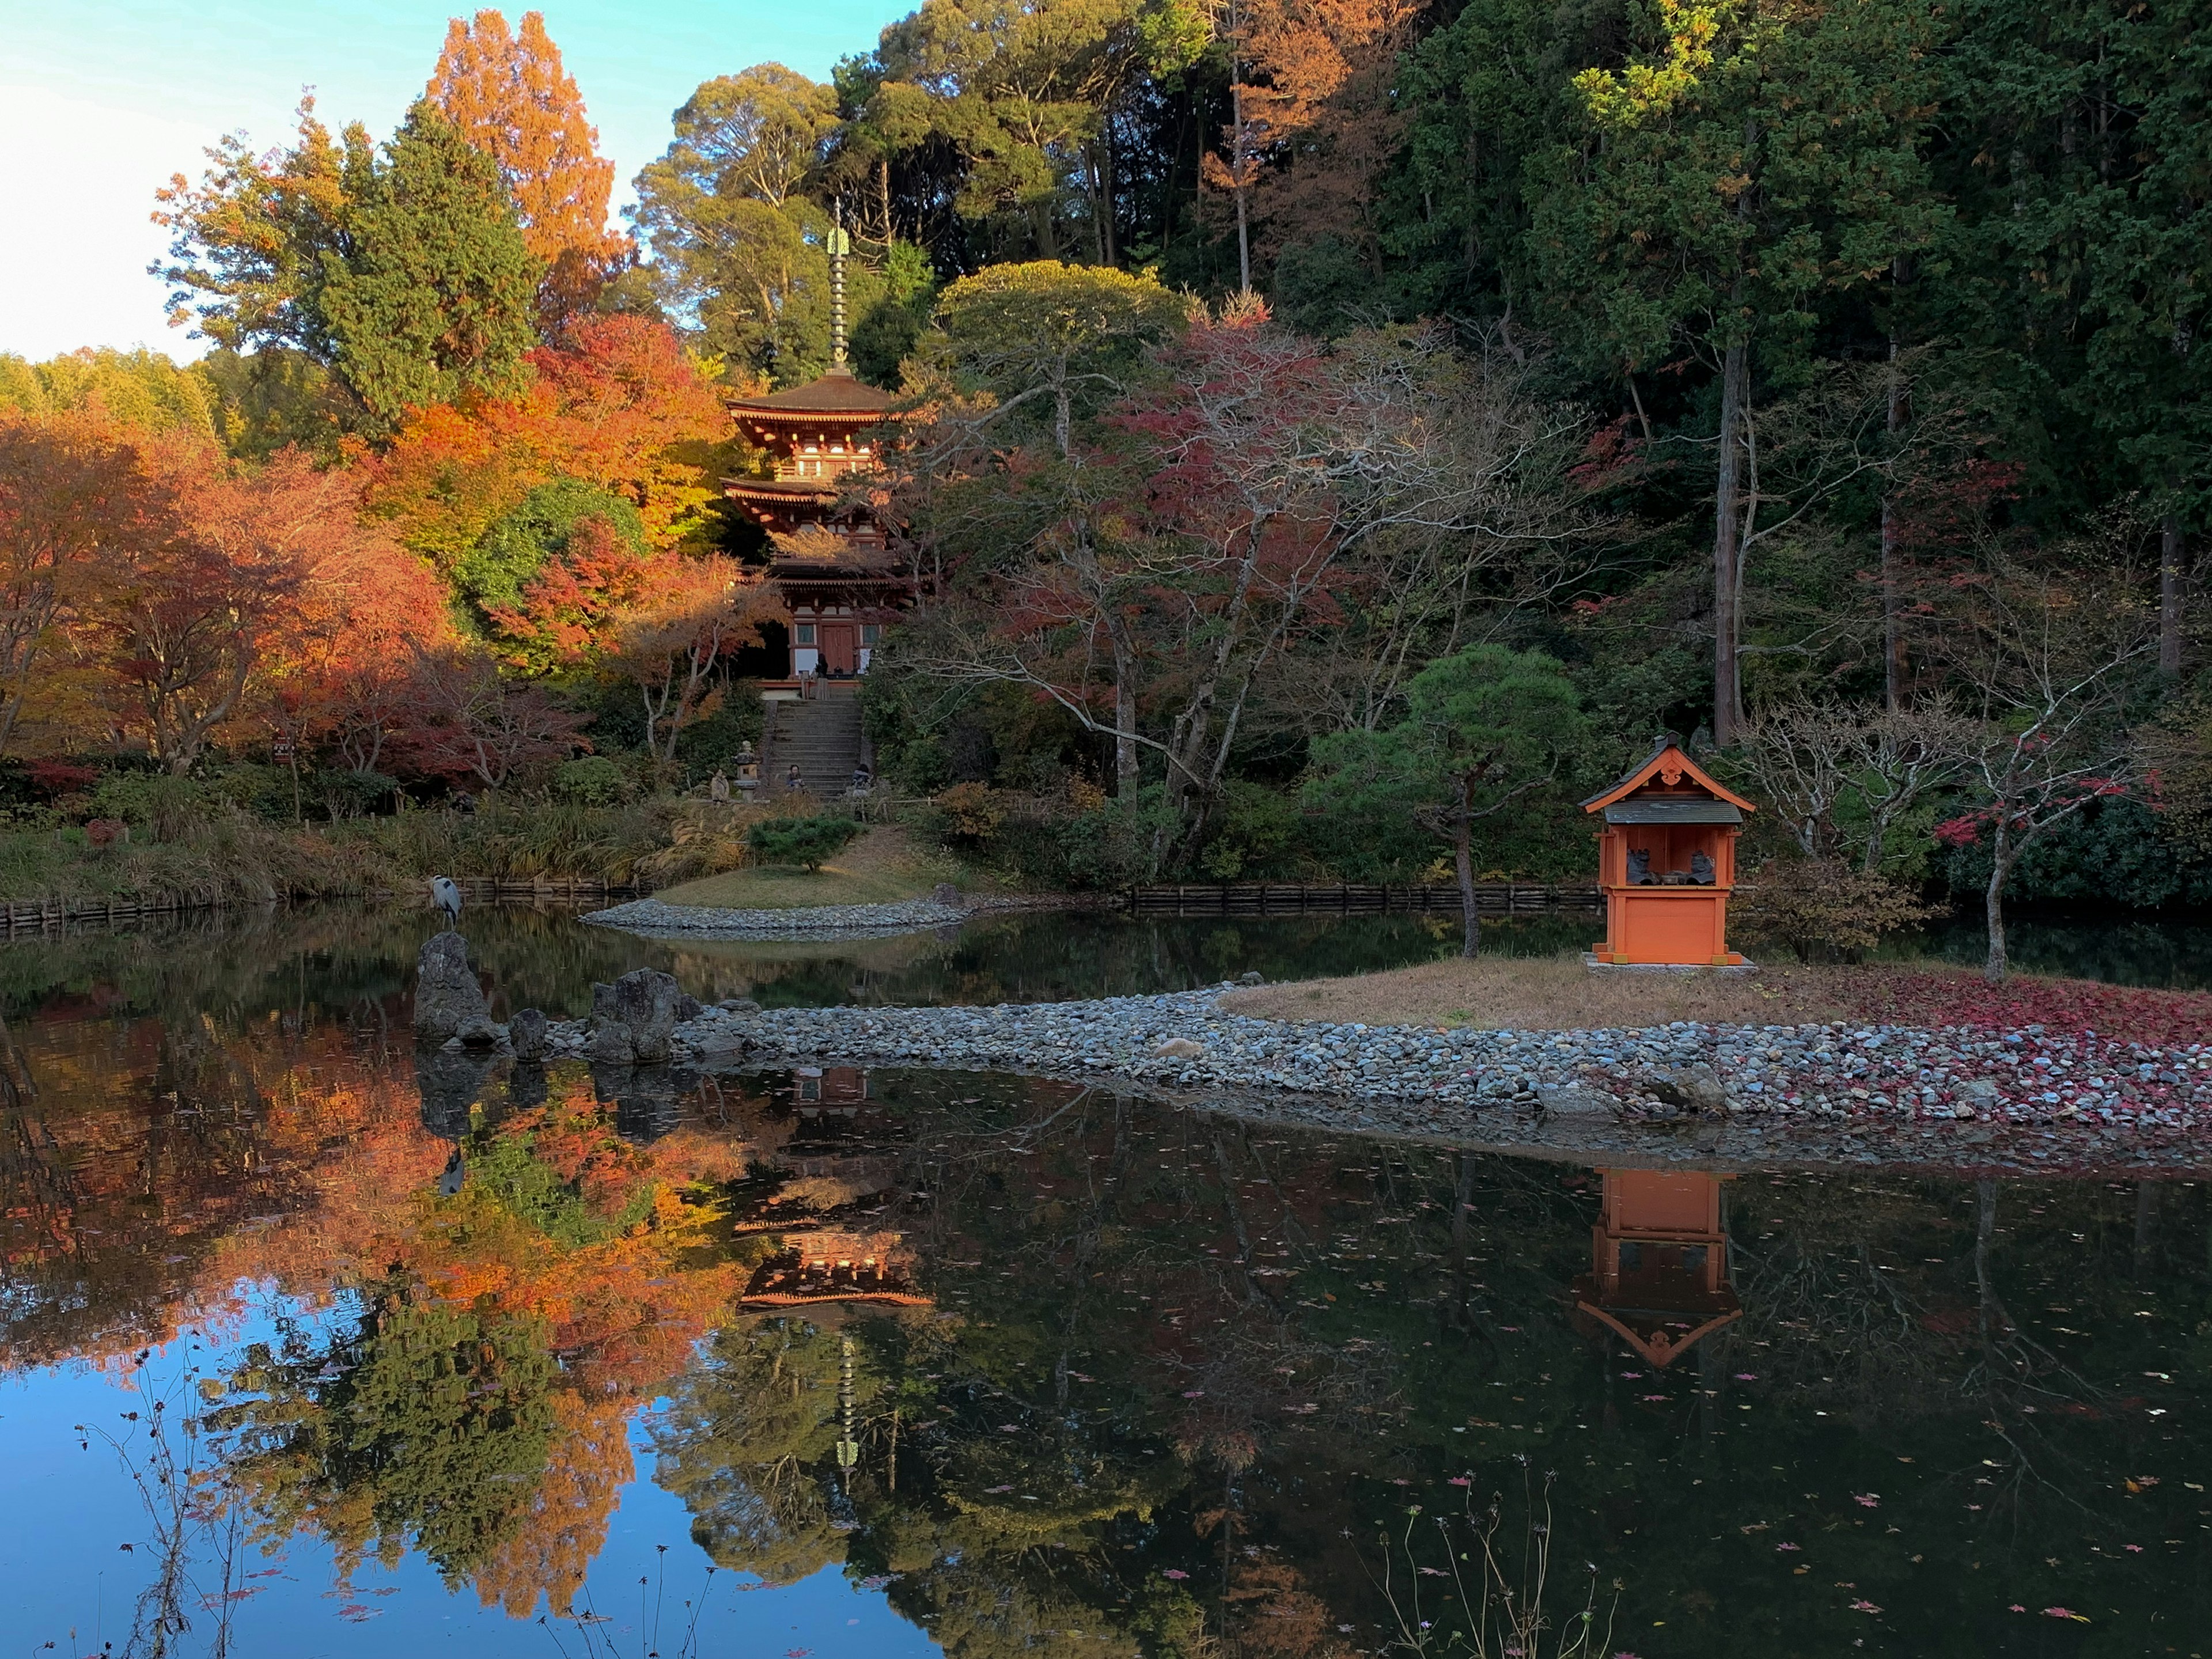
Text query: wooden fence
0 877 641 939
1125 882 1600 916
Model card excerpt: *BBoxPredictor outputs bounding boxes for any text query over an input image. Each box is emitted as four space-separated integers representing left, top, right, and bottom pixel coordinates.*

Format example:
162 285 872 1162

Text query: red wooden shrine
1582 738 1756 966
1569 1169 1741 1368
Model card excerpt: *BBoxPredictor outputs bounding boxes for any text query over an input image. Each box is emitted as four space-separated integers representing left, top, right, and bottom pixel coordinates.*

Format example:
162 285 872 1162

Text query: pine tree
320 101 541 429
427 9 632 331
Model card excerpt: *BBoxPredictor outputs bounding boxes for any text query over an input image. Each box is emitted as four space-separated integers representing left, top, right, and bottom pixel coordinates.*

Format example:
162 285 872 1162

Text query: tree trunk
1229 82 1252 294
1101 128 1118 265
1982 821 2011 984
1108 615 1138 793
1454 777 1480 959
1880 333 1908 711
1713 336 1749 746
2161 507 2186 679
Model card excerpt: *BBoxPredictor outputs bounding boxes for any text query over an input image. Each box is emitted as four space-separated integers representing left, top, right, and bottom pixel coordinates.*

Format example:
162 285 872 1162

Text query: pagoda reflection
1570 1168 1741 1368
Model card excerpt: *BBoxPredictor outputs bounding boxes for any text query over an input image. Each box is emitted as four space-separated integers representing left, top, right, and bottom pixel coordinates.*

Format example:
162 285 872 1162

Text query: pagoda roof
1581 736 1756 816
730 365 896 420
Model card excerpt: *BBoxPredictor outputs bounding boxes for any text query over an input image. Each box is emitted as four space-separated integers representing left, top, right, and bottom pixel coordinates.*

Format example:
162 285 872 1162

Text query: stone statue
709 770 730 802
1690 849 1715 885
1626 847 1653 885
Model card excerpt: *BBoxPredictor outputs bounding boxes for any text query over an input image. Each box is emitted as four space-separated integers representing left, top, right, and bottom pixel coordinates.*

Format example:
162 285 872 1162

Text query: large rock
589 968 684 1065
415 933 490 1045
508 1007 549 1062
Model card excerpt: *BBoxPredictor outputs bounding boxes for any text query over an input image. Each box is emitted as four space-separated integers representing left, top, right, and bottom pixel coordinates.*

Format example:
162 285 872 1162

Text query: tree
1933 544 2153 981
870 0 1149 261
1732 695 1975 874
631 66 843 382
320 101 541 427
155 100 540 430
153 98 365 362
404 648 589 788
360 315 730 571
83 441 378 774
0 411 134 760
922 260 1192 456
285 527 460 777
1214 0 1422 281
456 477 649 631
483 514 664 675
608 556 778 764
0 349 221 438
1307 645 1584 956
1532 0 1946 745
427 8 633 331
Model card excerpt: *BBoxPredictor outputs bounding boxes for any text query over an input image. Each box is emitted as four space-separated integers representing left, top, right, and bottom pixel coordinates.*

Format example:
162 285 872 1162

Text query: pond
1 906 2207 1656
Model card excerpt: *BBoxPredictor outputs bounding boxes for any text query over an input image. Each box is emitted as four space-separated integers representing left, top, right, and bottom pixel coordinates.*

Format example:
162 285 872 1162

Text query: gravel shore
535 984 2212 1171
581 890 1089 940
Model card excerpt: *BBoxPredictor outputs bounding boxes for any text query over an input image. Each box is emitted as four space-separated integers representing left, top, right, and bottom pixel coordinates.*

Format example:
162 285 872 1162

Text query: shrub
555 756 627 807
936 781 1003 843
1731 857 1937 963
746 815 860 871
88 771 216 840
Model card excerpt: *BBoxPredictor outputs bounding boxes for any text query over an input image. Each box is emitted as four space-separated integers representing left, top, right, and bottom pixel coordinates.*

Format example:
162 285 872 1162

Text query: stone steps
763 698 866 796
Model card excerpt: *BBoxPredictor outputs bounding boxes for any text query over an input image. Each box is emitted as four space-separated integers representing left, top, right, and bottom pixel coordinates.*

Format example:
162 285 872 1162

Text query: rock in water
415 932 490 1045
509 1008 549 1062
590 968 684 1064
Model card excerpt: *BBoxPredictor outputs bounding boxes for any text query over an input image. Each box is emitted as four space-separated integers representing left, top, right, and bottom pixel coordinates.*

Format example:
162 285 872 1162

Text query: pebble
643 988 2212 1153
582 896 972 939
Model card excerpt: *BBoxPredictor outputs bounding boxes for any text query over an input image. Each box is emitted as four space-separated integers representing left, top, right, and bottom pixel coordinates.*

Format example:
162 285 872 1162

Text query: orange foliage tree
0 410 138 760
1211 0 1420 268
38 433 412 773
427 9 634 331
360 316 732 573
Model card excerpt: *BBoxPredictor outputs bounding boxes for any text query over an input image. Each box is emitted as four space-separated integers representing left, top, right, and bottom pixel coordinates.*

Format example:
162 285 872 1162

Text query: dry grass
653 826 964 910
1218 950 1870 1031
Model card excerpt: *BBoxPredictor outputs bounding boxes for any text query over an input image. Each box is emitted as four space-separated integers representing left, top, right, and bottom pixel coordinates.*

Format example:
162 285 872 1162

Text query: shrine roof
1581 737 1755 815
730 365 896 418
725 477 840 500
1603 798 1743 825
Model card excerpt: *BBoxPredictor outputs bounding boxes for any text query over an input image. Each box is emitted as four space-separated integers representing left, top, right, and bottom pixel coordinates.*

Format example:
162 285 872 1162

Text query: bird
431 876 463 929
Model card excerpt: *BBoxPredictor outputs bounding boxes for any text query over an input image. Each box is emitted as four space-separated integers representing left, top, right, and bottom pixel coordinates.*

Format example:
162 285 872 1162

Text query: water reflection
3 915 2211 1654
1570 1170 1743 1368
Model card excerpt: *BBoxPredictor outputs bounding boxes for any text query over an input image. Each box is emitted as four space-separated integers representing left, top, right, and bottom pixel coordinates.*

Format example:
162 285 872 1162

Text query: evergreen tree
320 101 541 427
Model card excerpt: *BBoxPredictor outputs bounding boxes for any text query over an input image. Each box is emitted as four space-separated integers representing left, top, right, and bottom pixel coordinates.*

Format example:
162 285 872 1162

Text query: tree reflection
208 1287 557 1588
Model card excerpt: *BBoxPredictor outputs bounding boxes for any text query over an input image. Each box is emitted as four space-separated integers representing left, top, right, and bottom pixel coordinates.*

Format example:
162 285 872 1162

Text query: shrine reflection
1569 1168 1743 1368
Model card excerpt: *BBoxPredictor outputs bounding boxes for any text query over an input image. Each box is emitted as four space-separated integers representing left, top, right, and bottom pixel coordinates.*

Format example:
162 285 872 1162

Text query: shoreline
532 984 2212 1175
580 889 1096 940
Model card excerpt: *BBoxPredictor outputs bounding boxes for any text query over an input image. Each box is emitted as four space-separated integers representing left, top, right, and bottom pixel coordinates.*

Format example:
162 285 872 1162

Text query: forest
1 1 2207 956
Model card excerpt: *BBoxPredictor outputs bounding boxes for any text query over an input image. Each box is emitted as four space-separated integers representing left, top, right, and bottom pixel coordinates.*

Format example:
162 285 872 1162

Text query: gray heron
431 876 463 929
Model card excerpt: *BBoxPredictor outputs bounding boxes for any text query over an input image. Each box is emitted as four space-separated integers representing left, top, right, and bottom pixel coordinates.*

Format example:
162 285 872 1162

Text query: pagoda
725 227 914 685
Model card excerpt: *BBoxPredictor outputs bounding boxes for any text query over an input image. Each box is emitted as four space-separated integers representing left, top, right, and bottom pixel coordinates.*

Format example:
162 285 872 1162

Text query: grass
652 827 967 910
1218 950 1868 1031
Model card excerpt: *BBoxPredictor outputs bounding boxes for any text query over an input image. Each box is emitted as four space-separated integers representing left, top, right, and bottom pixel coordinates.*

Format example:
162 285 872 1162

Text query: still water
2 906 2209 1656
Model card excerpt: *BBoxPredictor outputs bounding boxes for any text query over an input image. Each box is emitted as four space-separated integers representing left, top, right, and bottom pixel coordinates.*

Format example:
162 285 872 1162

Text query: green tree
0 347 222 438
455 476 647 630
320 101 541 426
1306 644 1585 956
154 99 538 431
921 260 1192 454
631 65 845 384
1529 0 1945 745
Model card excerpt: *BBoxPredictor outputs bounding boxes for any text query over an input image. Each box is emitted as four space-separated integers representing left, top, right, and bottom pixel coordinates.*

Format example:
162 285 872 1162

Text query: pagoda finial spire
828 216 850 370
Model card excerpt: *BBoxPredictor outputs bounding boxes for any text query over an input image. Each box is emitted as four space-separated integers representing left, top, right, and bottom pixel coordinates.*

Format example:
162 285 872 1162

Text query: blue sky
0 1 908 359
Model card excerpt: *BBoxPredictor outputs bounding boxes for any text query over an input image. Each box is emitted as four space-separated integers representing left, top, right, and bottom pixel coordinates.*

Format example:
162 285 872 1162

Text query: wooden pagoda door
818 622 857 675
